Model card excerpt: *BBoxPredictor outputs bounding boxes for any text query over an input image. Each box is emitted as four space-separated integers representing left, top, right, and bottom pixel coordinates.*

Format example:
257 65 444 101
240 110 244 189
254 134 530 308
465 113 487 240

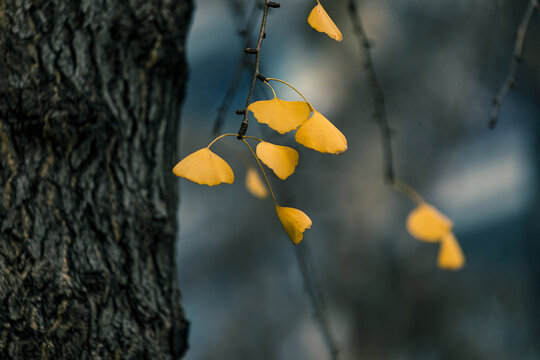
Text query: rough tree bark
0 0 192 358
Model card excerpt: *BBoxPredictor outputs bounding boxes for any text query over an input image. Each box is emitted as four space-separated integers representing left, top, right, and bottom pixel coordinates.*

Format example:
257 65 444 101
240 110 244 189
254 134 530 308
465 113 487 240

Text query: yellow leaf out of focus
172 148 234 186
295 110 347 154
256 141 299 180
406 203 453 242
275 205 312 245
437 232 465 270
247 98 311 134
245 167 268 199
406 202 465 270
308 1 343 42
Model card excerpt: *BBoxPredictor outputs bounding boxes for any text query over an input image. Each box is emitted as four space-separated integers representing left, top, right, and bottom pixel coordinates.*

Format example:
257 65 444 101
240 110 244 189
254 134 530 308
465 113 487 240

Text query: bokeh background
176 0 540 359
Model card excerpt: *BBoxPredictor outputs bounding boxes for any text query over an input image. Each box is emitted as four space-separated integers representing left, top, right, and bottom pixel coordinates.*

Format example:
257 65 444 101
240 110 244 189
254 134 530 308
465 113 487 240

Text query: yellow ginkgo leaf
437 232 465 270
256 141 299 180
172 148 234 186
295 110 347 154
247 98 311 134
308 1 343 42
406 203 453 242
246 167 268 199
275 205 312 245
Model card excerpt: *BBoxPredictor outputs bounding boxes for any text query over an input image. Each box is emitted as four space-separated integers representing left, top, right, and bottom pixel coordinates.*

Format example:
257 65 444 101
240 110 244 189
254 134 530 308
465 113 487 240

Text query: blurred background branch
489 0 538 129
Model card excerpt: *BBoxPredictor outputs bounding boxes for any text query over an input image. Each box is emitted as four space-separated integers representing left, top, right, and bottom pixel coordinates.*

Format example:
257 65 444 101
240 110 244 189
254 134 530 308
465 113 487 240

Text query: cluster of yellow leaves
173 136 312 244
407 203 465 270
247 81 347 155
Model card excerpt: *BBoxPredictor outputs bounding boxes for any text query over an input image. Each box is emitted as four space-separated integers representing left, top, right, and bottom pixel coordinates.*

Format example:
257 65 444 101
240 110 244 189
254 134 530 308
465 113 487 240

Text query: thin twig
237 0 279 139
213 2 261 136
295 245 340 360
489 0 538 129
348 0 428 205
347 0 395 184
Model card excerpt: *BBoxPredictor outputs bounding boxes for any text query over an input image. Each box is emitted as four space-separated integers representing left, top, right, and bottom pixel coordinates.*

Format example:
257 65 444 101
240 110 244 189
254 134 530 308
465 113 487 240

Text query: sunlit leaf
172 148 234 186
256 141 299 180
308 1 343 42
437 232 465 270
247 98 311 134
406 203 453 242
295 110 347 154
275 205 312 245
246 167 268 199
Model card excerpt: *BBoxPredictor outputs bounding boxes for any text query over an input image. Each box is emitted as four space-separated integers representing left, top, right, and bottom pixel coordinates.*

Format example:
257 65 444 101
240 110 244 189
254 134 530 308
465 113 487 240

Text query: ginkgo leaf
275 205 312 245
247 98 311 134
172 148 234 186
256 141 299 180
295 110 347 154
437 232 465 270
246 167 268 199
406 203 453 242
308 1 343 42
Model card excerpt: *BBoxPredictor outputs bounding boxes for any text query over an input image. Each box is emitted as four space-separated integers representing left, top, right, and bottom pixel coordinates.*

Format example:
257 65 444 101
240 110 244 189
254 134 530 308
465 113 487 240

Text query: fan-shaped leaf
437 232 465 270
406 203 452 242
275 205 312 245
172 148 234 186
295 110 347 154
308 1 343 42
248 98 311 134
246 167 268 199
256 141 299 180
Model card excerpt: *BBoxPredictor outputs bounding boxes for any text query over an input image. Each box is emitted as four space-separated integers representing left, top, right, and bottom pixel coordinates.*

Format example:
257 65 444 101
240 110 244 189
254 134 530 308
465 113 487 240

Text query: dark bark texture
0 0 192 358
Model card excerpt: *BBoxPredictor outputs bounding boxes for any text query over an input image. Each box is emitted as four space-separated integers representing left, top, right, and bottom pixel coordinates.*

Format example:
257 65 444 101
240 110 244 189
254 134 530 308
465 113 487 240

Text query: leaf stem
206 133 237 148
266 78 314 110
241 138 277 204
243 135 264 142
392 180 425 205
263 81 277 98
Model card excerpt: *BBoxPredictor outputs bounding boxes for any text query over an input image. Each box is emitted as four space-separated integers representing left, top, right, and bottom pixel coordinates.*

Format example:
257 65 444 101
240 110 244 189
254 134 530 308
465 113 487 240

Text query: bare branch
213 2 261 136
237 0 279 139
347 0 395 184
489 0 538 129
295 246 340 360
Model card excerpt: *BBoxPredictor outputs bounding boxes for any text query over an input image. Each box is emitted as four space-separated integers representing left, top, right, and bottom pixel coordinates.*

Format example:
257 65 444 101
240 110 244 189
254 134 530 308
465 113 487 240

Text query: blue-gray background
176 0 539 359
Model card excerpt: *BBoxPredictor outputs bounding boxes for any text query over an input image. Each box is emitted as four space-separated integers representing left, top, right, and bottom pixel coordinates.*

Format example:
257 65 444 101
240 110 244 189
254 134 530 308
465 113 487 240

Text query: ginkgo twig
237 0 280 139
348 0 427 205
214 2 261 136
489 0 538 129
347 0 395 184
241 137 277 203
295 245 340 360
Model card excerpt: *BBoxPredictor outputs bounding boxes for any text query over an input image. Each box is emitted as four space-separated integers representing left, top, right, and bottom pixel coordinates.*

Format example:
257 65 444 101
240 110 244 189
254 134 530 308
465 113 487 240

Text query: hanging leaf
245 167 268 199
406 203 453 242
295 110 347 154
247 98 311 134
172 148 234 186
275 205 312 245
256 141 299 180
437 232 465 270
308 1 343 42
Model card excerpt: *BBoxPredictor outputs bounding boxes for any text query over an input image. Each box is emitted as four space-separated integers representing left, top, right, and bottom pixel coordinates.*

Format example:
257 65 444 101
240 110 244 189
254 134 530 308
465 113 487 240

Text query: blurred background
176 0 539 359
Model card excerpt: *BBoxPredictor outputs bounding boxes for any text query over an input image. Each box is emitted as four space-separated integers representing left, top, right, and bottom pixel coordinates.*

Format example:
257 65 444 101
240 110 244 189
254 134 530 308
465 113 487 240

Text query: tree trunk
0 0 192 358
